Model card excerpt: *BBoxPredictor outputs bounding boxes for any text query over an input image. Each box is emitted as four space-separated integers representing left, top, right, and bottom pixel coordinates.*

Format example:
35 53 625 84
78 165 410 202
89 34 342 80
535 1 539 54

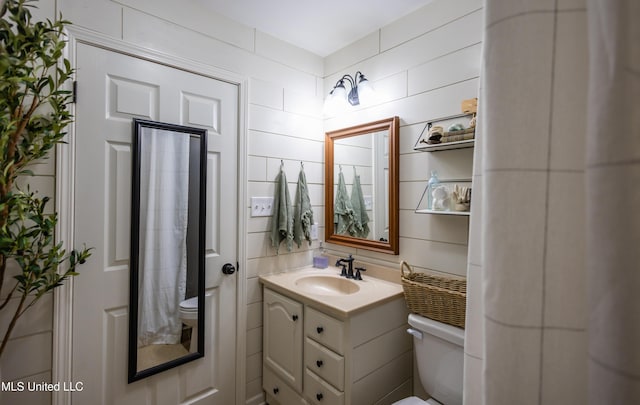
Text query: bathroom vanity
260 268 412 405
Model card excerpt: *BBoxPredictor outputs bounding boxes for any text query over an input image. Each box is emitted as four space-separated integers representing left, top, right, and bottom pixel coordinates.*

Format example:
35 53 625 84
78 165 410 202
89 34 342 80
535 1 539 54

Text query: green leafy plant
0 0 91 358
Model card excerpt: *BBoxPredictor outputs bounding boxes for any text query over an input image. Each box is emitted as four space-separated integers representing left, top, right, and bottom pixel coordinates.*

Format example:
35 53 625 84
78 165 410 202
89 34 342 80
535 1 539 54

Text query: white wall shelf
415 209 470 216
414 176 472 216
414 139 475 152
413 112 476 152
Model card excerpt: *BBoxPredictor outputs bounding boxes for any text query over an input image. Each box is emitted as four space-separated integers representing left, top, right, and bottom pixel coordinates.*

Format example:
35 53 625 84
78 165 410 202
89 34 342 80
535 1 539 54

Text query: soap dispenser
426 170 440 210
313 242 329 269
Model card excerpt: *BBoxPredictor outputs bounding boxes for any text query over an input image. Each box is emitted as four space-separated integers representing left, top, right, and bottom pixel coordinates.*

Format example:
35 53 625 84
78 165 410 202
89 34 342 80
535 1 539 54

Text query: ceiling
194 0 434 57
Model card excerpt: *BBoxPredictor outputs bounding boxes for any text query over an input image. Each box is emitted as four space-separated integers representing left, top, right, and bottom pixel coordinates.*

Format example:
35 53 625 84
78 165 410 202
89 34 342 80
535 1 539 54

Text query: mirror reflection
129 119 207 383
333 129 389 241
325 117 399 254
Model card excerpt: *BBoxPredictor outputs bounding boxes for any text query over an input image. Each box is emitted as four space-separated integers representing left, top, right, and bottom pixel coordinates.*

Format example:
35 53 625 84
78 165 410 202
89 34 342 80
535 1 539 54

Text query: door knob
222 263 236 275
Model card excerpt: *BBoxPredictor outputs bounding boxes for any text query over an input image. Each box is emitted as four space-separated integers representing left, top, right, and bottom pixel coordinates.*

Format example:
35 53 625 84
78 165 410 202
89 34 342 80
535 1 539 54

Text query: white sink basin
295 275 360 296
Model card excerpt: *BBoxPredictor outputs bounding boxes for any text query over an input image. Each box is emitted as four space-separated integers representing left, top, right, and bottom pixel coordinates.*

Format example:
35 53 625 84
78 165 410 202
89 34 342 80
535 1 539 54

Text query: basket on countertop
400 261 466 328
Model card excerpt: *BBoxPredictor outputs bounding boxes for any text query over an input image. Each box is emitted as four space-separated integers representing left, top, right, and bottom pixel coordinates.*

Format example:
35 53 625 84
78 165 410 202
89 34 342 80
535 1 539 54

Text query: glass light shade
356 77 375 106
323 83 349 115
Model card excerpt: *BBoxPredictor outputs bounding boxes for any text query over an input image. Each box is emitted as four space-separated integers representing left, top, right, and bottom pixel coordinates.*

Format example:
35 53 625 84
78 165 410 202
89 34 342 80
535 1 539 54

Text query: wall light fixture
324 71 375 114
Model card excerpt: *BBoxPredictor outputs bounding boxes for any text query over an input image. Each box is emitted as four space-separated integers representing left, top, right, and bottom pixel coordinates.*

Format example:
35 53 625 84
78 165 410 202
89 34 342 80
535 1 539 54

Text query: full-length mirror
325 116 399 254
128 119 207 382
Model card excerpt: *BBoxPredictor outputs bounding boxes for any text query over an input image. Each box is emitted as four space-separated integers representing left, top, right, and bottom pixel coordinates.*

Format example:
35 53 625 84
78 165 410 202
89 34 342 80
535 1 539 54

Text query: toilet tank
408 314 464 405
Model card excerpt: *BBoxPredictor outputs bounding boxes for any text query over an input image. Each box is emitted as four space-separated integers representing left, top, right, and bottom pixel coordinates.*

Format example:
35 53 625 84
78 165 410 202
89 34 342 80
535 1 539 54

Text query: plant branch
0 280 18 311
0 0 91 362
0 289 27 358
0 255 6 303
2 107 38 189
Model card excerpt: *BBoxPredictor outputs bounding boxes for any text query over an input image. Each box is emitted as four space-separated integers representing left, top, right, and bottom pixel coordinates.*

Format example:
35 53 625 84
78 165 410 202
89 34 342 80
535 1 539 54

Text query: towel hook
280 159 284 168
339 164 343 172
353 165 357 175
300 161 304 169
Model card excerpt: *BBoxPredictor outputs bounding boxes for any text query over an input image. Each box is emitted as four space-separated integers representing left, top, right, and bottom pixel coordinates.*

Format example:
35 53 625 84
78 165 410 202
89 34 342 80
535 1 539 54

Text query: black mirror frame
128 118 207 383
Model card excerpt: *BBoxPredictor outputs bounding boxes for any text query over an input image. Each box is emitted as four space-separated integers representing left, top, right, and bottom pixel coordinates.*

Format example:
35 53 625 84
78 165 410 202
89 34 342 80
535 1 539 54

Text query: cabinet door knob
316 326 324 334
273 387 279 395
316 360 323 368
316 393 324 401
292 314 299 321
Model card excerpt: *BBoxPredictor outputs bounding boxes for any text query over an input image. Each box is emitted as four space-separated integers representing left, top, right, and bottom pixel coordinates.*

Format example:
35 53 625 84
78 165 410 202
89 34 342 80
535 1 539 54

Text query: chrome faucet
336 255 355 279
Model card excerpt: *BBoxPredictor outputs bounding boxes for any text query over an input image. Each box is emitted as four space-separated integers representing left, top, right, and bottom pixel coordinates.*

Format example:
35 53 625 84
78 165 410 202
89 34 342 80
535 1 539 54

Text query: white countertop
259 266 405 319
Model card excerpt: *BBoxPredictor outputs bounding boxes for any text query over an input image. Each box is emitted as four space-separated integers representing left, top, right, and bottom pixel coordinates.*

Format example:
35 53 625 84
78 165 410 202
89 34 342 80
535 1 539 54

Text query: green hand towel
350 174 370 238
334 171 355 235
270 168 293 254
293 167 314 248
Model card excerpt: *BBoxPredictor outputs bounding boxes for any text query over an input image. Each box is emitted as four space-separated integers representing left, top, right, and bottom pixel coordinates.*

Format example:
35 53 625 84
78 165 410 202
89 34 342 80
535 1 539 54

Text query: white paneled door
71 43 238 404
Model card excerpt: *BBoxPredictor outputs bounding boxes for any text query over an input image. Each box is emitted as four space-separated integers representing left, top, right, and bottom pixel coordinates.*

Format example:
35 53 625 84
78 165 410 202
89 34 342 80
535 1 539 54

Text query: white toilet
178 296 199 352
393 313 465 405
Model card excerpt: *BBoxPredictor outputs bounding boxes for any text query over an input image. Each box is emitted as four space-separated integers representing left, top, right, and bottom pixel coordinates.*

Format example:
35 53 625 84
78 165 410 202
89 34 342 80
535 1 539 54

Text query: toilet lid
392 396 427 405
180 296 198 310
392 397 441 405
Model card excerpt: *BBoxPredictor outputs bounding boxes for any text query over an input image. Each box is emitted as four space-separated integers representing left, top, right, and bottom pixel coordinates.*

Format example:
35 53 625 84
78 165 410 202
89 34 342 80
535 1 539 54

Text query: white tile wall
117 0 255 52
2 332 53 382
0 294 53 339
2 371 52 405
249 78 283 110
380 0 483 52
324 10 483 92
322 5 483 394
323 0 481 284
3 0 483 403
408 43 482 96
255 31 323 77
323 32 380 76
60 0 122 38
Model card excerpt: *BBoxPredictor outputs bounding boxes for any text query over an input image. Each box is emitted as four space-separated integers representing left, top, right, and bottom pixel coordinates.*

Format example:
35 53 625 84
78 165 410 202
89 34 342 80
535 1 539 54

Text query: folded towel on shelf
427 125 444 144
439 132 475 143
293 166 314 248
350 173 370 238
270 167 293 254
334 171 355 235
426 128 475 144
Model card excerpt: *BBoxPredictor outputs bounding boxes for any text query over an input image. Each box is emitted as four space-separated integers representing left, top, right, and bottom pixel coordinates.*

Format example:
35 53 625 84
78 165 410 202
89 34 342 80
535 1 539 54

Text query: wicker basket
400 261 467 328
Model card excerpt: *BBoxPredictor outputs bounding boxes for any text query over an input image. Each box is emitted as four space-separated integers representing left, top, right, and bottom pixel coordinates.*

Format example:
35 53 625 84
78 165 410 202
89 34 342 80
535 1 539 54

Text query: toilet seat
180 296 198 312
393 396 442 405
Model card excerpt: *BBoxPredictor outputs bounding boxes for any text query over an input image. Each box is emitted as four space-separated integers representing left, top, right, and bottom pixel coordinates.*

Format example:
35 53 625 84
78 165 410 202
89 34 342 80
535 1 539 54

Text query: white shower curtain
464 0 640 403
137 128 190 347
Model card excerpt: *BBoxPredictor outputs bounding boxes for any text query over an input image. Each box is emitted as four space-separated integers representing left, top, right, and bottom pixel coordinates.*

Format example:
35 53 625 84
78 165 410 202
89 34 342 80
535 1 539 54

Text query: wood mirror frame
324 116 400 254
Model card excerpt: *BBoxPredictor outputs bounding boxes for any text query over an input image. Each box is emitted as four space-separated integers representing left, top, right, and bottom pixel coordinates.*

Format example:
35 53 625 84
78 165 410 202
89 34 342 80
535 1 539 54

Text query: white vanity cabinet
262 284 412 405
263 288 305 403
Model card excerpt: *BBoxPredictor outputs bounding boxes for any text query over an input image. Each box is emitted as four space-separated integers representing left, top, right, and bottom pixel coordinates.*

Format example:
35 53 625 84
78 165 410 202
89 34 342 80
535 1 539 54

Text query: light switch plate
363 195 373 210
251 197 274 217
310 223 318 240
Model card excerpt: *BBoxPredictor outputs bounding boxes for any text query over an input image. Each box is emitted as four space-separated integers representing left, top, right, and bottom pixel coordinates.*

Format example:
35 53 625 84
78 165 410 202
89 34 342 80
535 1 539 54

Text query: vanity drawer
263 366 306 405
304 338 344 391
304 368 344 405
305 307 345 354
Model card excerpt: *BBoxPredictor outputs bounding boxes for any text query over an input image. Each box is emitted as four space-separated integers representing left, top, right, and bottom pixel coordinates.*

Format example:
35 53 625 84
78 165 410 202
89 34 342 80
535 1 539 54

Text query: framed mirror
128 119 207 382
325 116 399 254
